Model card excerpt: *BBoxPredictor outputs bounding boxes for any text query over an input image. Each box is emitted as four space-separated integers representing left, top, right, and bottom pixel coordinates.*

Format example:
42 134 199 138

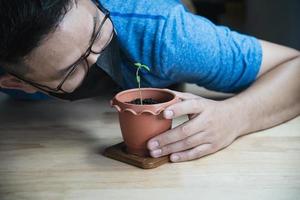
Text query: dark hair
0 0 74 75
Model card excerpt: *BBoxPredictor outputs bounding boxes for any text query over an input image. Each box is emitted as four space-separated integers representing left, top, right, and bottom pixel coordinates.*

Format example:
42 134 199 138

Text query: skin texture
148 42 300 162
0 0 113 93
0 1 299 162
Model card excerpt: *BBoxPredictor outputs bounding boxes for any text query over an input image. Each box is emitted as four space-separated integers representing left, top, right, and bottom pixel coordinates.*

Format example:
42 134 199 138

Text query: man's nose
86 53 99 66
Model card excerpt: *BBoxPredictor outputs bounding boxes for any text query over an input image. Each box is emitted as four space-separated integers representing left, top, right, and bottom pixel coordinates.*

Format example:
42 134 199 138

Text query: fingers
163 98 205 119
148 116 204 150
170 143 213 162
147 90 218 162
163 89 200 100
148 98 207 151
149 132 208 158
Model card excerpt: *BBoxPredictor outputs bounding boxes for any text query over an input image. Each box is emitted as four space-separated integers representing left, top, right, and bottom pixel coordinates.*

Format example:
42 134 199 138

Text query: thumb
163 98 204 119
163 89 200 100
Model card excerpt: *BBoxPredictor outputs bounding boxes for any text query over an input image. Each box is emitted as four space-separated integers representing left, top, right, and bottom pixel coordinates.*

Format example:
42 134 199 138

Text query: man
0 0 299 162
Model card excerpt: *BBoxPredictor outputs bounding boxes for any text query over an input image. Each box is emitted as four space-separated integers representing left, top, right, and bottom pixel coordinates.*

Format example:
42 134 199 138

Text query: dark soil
127 98 160 105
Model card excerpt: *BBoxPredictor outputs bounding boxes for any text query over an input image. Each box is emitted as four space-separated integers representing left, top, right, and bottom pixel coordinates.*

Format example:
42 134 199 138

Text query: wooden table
0 90 299 200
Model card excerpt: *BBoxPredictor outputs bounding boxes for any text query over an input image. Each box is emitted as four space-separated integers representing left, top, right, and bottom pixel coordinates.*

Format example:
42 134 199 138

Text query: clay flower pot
111 88 180 157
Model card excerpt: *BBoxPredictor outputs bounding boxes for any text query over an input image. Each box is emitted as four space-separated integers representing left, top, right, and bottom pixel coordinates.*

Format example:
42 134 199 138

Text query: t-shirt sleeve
159 4 262 93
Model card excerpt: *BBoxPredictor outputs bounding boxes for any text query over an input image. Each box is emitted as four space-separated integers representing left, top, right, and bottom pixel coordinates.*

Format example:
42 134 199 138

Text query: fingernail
171 154 180 162
148 141 159 150
164 110 174 119
151 149 162 157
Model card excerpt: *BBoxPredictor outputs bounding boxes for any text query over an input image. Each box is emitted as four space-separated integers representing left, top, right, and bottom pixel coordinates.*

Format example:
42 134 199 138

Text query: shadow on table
0 96 120 168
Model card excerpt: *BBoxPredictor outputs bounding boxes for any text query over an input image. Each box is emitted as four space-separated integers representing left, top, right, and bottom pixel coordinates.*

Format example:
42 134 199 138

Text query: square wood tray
103 142 170 169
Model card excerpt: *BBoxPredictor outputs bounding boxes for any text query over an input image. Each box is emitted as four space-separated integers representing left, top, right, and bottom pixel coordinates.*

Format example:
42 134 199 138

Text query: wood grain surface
0 91 299 200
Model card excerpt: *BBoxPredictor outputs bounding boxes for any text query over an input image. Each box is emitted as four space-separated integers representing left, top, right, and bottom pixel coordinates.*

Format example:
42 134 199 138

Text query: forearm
226 56 300 136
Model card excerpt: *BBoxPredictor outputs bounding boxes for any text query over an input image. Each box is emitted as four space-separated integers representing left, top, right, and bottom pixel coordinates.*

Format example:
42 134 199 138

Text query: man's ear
0 74 38 94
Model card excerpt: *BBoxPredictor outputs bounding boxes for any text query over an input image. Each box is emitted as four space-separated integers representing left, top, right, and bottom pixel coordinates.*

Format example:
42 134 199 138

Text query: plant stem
134 63 150 105
139 84 143 105
136 67 143 105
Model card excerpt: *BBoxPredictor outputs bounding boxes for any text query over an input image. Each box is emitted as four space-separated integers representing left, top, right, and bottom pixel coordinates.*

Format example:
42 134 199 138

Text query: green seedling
134 63 151 105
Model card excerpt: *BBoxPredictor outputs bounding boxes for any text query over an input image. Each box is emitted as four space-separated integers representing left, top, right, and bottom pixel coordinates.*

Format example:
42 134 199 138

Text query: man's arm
147 41 300 162
228 41 300 135
257 40 299 77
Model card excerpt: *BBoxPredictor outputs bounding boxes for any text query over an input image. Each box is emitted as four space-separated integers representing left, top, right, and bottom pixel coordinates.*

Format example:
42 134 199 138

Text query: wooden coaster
103 142 170 169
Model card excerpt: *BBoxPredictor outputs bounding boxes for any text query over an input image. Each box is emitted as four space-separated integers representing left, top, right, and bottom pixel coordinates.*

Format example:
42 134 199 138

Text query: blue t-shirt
0 0 262 100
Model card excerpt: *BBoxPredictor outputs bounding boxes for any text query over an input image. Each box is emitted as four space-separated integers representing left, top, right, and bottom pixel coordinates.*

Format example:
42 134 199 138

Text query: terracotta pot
111 88 180 157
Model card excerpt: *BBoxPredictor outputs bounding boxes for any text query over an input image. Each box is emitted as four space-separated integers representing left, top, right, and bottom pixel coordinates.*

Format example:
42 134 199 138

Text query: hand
147 89 242 162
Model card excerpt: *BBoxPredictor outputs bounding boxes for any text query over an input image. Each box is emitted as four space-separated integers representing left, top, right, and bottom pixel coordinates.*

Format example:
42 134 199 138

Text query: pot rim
111 88 180 115
115 88 176 106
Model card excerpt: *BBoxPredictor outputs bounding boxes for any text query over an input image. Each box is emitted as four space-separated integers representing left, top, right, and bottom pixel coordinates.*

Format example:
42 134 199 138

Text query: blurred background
178 0 300 98
182 0 300 50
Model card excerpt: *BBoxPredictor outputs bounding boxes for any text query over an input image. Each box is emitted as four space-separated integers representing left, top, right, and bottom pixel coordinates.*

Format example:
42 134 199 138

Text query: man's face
0 0 113 94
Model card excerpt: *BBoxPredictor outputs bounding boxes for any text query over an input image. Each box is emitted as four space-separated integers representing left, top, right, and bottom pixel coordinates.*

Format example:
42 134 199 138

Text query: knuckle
193 149 205 159
181 125 191 138
183 137 195 147
194 145 211 158
159 132 172 146
190 99 199 110
186 150 197 160
161 145 171 155
204 132 214 142
166 132 176 143
171 109 179 117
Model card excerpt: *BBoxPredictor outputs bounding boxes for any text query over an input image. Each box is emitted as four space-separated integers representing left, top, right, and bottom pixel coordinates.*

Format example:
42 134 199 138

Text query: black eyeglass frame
8 0 113 94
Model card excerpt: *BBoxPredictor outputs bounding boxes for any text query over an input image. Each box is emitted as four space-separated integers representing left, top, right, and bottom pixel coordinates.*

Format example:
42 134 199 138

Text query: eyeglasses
9 0 113 94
